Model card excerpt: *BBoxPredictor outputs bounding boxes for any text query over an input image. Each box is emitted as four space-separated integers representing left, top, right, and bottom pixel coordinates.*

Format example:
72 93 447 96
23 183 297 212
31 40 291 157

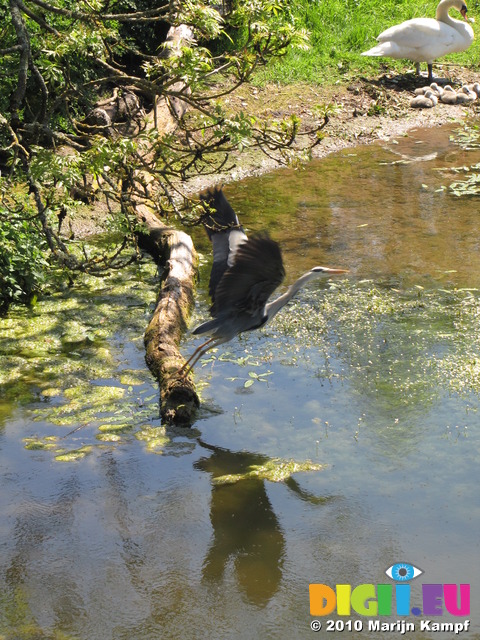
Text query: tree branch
9 0 30 123
26 0 169 22
17 0 61 36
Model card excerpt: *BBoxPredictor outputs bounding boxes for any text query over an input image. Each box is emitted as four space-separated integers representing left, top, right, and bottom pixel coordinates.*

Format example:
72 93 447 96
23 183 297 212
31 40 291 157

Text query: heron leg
177 336 226 378
177 337 216 376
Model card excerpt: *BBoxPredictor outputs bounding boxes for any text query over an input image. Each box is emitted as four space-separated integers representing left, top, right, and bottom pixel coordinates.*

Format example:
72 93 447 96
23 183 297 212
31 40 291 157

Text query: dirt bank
203 66 480 188
70 67 479 237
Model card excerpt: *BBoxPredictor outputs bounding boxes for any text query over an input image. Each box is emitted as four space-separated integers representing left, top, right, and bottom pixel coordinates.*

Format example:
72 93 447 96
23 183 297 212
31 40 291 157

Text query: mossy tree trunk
136 203 200 426
134 22 201 426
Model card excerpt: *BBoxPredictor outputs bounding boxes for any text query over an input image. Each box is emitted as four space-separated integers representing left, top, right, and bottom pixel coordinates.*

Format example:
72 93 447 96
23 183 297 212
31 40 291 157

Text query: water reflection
195 440 332 606
196 446 285 605
1 123 480 639
225 124 480 288
2 474 84 633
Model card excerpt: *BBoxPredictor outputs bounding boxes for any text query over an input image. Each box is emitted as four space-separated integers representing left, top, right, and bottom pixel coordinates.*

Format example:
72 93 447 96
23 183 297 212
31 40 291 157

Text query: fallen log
137 203 200 426
134 23 200 426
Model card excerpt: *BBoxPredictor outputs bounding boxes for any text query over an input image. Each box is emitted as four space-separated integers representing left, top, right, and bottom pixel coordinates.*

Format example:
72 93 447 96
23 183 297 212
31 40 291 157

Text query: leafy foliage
0 205 49 312
0 0 324 311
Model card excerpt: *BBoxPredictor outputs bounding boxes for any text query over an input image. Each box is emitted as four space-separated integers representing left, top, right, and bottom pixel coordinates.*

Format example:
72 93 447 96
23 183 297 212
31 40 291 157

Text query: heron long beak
324 267 349 274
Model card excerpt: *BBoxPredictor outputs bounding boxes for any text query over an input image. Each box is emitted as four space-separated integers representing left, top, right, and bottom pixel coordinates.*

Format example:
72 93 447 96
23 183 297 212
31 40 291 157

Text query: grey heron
180 187 348 376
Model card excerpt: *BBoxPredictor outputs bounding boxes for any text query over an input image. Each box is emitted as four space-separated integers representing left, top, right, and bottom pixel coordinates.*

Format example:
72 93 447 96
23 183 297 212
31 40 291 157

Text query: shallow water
1 123 479 639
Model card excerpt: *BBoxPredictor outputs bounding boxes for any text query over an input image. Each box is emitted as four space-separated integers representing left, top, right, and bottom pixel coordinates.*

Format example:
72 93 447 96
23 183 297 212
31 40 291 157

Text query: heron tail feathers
191 316 222 337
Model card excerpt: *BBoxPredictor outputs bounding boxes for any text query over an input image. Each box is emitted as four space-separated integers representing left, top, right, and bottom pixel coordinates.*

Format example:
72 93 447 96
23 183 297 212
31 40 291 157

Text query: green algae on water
0 253 160 459
213 458 326 485
23 436 60 451
269 280 480 403
55 445 94 462
135 426 171 453
3 237 480 463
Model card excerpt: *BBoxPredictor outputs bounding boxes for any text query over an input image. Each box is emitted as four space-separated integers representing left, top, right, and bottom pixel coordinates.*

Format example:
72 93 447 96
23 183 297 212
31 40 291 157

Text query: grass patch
255 0 480 85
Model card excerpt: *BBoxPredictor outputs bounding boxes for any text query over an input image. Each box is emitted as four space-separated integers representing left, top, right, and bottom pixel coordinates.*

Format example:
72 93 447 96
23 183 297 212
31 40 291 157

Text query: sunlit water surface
1 124 479 640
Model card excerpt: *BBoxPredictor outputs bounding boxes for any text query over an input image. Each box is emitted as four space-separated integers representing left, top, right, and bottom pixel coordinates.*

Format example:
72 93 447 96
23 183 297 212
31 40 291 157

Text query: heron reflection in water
181 188 348 375
195 441 331 606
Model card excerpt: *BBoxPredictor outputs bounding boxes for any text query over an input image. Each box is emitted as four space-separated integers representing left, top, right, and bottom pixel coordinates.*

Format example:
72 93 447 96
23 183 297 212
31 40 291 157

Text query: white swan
362 0 474 81
429 82 445 96
466 81 480 96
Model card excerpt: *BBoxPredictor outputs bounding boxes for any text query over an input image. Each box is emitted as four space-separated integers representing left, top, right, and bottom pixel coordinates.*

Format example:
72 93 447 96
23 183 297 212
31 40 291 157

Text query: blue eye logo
385 563 423 582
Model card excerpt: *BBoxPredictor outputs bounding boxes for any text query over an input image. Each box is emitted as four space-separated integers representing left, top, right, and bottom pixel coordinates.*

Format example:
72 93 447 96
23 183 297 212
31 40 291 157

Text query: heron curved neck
265 271 319 321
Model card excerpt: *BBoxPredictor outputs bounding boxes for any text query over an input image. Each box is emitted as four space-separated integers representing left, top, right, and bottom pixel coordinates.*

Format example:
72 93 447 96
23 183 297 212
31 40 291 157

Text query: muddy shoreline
71 68 479 236
200 68 479 190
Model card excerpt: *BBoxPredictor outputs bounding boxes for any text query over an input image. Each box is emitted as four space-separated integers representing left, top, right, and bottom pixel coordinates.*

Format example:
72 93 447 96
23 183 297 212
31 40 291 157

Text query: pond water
1 123 479 640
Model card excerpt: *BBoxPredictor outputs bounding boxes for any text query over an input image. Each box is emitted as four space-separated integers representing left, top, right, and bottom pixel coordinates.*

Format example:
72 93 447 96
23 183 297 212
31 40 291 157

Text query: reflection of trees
0 436 333 634
0 453 152 637
1 475 82 633
195 441 331 606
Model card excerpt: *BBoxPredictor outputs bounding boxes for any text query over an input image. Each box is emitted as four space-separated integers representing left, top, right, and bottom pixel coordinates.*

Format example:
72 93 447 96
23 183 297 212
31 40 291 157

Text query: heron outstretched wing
211 234 285 319
200 188 248 301
209 229 247 301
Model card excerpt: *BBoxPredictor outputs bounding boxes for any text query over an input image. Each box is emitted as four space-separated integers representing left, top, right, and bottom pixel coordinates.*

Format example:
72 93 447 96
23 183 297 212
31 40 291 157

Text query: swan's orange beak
460 6 468 20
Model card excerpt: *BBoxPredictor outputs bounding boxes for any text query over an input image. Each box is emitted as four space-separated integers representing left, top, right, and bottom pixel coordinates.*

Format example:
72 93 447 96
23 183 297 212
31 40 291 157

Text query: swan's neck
436 0 464 27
